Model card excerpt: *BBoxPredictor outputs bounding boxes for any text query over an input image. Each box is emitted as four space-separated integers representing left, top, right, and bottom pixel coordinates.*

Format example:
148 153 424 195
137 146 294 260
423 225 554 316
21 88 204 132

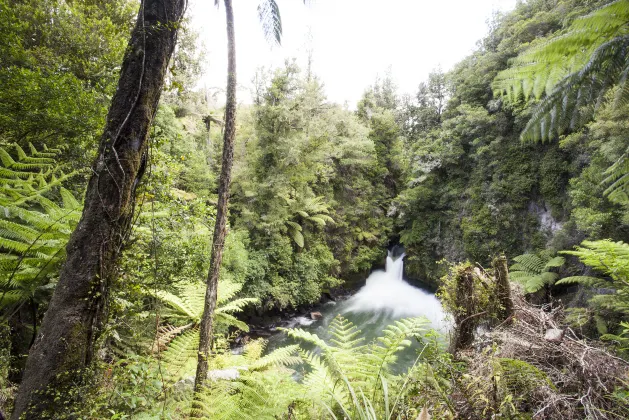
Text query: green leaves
0 144 81 312
284 315 429 417
282 192 335 248
509 252 564 293
492 1 629 201
257 0 283 45
494 1 629 105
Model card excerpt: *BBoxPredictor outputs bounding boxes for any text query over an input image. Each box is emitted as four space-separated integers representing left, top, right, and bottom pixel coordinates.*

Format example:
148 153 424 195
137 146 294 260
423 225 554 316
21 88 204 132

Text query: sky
190 0 517 108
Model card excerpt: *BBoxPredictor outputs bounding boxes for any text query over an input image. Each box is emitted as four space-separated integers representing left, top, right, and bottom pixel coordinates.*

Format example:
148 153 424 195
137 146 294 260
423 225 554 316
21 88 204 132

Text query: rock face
544 328 564 343
310 311 323 320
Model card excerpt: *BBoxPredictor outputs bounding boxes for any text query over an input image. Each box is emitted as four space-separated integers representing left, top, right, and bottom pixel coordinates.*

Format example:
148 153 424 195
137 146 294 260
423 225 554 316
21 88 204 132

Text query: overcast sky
190 0 517 108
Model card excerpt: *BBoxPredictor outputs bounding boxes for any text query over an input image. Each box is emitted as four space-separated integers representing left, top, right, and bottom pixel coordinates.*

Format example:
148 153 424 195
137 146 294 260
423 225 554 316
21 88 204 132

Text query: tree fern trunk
493 254 513 321
449 266 476 353
194 0 237 398
10 1 186 417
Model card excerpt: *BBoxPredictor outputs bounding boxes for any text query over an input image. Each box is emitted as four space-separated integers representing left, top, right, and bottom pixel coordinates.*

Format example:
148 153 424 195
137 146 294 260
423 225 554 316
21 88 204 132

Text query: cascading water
345 250 446 330
265 250 448 360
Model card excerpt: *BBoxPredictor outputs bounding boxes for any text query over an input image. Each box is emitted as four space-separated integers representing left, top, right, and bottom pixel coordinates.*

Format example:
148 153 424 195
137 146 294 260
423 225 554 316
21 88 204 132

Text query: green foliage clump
0 143 81 334
509 251 565 293
558 239 629 313
284 315 430 419
229 63 394 308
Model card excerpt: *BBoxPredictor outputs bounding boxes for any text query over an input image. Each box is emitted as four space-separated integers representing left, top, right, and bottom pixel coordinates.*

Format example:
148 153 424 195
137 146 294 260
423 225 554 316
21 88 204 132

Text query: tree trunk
11 1 186 417
492 254 513 321
193 0 237 398
449 266 476 353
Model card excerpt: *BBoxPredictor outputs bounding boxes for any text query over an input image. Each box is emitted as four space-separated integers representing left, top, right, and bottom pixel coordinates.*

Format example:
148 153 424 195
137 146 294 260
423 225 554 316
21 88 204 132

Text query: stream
263 251 449 368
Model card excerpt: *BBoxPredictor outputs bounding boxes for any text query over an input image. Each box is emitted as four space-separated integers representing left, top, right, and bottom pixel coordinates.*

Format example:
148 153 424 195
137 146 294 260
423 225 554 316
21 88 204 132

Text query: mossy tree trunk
493 254 513 321
11 1 186 417
194 0 237 397
449 266 476 353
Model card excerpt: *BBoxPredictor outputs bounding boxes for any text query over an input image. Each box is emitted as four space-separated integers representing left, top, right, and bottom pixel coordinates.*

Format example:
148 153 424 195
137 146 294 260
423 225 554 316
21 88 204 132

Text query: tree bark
11 0 186 417
193 0 237 398
492 254 513 321
449 266 476 353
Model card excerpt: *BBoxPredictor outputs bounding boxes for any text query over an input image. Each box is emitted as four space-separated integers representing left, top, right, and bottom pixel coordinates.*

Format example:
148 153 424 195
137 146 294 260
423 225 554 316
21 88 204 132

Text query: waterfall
385 250 405 281
345 250 446 330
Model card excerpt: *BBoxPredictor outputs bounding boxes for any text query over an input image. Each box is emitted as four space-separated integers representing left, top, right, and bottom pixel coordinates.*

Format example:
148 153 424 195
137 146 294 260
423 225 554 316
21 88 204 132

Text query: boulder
310 311 323 320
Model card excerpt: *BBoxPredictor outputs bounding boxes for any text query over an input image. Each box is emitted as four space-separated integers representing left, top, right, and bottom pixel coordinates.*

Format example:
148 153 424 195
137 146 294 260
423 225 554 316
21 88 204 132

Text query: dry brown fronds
459 287 629 419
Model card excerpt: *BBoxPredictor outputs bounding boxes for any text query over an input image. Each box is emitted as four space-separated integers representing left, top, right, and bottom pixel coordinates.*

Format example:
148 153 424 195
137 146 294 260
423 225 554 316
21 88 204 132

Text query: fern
493 1 629 201
284 315 429 418
183 338 302 419
281 190 334 247
257 0 283 45
558 239 629 313
0 143 78 207
509 252 564 293
150 280 258 382
0 144 81 313
494 1 629 105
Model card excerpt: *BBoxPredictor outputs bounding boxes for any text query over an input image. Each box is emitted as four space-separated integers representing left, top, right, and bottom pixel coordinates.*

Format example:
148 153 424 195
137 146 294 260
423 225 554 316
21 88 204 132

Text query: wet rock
544 328 564 343
310 311 323 320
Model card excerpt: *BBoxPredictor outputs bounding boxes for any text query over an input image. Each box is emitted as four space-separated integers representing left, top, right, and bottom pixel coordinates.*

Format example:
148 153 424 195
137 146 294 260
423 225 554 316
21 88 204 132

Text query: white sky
190 0 517 108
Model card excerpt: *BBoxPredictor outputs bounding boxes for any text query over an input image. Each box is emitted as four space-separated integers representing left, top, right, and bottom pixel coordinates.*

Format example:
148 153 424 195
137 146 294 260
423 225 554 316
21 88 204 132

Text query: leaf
292 230 304 247
257 0 283 45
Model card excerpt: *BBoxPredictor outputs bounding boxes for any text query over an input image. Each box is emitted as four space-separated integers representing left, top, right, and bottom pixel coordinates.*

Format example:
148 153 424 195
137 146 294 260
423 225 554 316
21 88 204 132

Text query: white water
265 250 448 361
345 251 447 330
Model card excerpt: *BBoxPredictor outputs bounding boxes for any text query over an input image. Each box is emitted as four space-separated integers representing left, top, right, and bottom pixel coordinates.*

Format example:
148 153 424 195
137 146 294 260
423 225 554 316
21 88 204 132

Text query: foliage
558 239 629 313
0 144 81 312
153 279 258 371
494 1 629 202
284 315 429 418
230 63 392 308
0 0 135 166
509 251 565 293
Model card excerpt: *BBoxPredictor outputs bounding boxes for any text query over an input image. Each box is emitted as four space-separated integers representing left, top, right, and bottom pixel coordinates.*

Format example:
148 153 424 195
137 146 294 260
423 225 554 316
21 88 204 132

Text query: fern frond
283 326 329 350
556 276 602 286
152 322 195 353
155 289 201 323
249 344 301 371
160 327 199 382
214 312 250 332
512 254 545 274
544 256 565 269
257 0 283 45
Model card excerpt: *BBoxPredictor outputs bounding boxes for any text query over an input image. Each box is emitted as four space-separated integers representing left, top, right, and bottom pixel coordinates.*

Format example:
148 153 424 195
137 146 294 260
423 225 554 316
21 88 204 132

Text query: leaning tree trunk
11 1 186 417
193 0 237 398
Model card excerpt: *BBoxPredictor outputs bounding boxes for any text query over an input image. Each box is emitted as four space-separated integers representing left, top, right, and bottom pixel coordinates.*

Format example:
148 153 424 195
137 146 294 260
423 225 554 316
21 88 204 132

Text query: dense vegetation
2 0 629 418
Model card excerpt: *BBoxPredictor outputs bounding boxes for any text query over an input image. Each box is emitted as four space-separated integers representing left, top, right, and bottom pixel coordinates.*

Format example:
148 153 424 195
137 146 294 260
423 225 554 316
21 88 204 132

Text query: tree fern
150 280 258 380
493 1 629 201
183 338 302 419
0 143 78 207
509 251 565 293
558 239 629 313
282 191 334 247
493 0 629 106
257 0 283 45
